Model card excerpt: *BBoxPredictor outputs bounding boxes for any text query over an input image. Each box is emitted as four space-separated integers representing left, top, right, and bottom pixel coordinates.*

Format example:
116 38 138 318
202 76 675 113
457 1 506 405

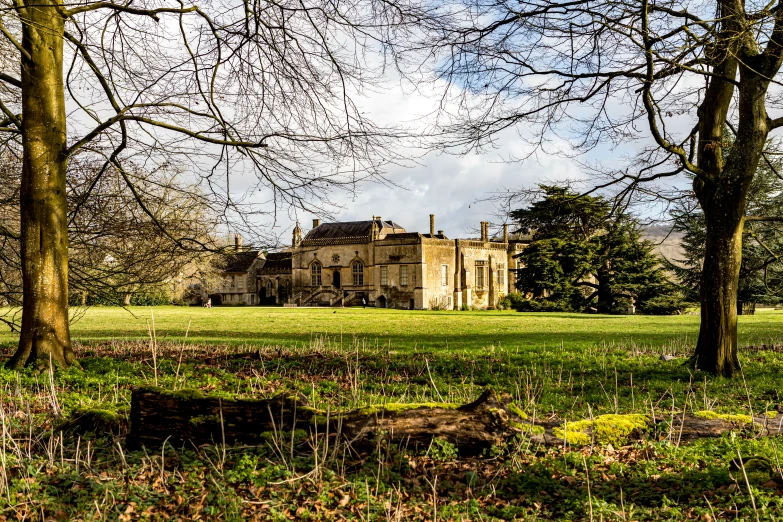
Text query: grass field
1 306 783 520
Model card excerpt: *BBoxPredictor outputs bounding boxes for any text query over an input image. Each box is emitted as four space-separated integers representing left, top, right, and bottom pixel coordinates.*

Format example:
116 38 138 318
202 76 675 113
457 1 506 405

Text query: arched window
310 262 322 286
352 261 364 286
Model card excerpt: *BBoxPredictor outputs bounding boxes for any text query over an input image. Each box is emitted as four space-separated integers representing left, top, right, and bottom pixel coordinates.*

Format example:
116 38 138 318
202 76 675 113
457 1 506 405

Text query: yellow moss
357 402 459 415
511 421 545 436
553 414 649 447
765 411 779 418
508 403 527 420
694 411 753 424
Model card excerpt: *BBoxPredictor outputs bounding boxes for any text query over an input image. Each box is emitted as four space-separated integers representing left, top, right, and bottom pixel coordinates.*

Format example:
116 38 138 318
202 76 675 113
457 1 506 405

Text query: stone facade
281 216 527 309
257 252 294 305
213 237 265 305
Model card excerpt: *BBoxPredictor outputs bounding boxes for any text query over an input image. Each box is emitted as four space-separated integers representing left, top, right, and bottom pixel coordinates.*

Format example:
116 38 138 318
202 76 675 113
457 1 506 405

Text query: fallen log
127 387 783 451
127 387 516 454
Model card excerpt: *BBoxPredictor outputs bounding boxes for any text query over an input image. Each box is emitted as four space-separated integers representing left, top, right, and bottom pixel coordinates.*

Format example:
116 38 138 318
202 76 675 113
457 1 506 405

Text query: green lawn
51 306 783 350
1 306 783 520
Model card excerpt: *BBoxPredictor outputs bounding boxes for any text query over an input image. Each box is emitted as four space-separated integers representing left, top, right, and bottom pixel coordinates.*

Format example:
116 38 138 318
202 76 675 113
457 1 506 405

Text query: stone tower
292 221 302 247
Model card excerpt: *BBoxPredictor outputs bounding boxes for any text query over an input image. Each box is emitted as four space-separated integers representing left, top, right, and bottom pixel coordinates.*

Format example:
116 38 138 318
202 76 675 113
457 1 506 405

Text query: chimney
312 218 321 228
503 224 509 243
437 230 444 237
430 214 435 237
480 222 488 242
234 234 242 251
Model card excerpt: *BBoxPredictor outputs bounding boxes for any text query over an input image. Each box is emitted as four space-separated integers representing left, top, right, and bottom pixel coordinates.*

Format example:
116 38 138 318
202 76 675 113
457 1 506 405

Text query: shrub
514 298 573 312
499 292 526 310
638 293 690 315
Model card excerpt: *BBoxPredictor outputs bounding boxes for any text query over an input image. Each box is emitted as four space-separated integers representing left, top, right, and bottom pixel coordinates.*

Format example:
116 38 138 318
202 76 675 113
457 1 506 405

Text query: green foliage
427 438 458 461
671 140 783 307
637 292 691 315
1 307 783 520
71 285 173 306
511 185 679 314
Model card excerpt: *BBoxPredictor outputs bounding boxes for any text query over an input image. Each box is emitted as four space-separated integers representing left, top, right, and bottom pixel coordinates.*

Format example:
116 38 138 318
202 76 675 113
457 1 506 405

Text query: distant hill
641 226 686 267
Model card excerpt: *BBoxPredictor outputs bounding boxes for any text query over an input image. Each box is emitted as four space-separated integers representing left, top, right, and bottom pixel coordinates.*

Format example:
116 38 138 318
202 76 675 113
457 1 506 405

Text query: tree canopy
409 0 783 374
671 150 783 307
0 0 426 368
510 186 678 314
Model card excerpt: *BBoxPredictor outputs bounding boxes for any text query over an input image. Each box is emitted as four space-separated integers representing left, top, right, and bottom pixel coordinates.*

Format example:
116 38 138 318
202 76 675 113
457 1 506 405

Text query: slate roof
382 232 422 241
259 252 292 273
220 250 263 273
301 220 405 245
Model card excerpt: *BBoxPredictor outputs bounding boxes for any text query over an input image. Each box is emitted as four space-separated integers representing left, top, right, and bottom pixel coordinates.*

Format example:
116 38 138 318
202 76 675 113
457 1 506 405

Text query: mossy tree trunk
690 55 770 376
6 0 75 370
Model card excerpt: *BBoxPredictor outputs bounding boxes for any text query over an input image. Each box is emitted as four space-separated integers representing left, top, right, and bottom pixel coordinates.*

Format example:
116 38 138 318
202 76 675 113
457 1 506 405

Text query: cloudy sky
268 80 588 243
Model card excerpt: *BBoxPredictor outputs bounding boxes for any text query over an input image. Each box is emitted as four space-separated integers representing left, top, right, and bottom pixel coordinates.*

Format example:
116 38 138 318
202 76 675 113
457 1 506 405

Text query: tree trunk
122 293 132 306
6 0 75 370
595 271 612 314
692 213 743 376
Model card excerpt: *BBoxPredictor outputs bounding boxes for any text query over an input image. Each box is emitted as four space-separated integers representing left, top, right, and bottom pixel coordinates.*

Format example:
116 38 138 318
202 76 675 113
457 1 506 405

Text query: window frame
475 260 487 289
380 265 388 286
310 262 322 286
352 261 364 286
441 264 448 286
400 265 409 286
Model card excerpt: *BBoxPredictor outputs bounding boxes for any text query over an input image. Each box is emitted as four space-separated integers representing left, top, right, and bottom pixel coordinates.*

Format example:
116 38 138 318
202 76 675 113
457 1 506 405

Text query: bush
130 288 172 306
499 292 526 310
514 298 574 312
638 293 690 315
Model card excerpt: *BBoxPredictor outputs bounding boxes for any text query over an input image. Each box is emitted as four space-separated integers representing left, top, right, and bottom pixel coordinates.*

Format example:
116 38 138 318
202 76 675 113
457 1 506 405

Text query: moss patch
553 414 649 446
508 402 527 420
189 414 220 426
511 421 544 436
356 402 459 415
64 408 127 435
694 411 753 424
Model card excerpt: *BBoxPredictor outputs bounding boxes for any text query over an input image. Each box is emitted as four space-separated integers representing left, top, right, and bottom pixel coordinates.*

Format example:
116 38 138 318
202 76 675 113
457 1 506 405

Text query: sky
266 81 587 243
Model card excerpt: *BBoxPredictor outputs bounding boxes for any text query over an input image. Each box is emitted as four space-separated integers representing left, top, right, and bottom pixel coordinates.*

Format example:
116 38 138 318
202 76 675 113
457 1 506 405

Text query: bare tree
0 153 218 327
67 160 219 307
0 0 424 368
412 0 783 375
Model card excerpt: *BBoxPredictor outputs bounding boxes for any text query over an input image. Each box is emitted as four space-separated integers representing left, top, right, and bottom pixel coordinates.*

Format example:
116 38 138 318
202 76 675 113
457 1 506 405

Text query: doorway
333 271 341 288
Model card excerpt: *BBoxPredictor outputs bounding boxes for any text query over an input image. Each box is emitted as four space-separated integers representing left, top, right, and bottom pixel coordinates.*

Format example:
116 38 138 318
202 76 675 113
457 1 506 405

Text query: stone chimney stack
430 214 435 237
234 234 242 251
480 222 488 242
312 218 321 228
503 224 509 243
437 230 444 237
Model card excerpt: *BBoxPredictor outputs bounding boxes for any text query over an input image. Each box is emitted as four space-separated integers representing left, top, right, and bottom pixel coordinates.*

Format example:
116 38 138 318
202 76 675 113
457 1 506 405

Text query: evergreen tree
511 186 678 313
671 154 783 310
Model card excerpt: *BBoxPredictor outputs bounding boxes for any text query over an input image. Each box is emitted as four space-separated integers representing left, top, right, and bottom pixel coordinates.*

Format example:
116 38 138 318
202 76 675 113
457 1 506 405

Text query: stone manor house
213 216 528 310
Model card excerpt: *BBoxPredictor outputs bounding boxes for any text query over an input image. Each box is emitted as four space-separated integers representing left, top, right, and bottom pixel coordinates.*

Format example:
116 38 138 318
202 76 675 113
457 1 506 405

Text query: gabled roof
220 250 263 273
301 219 406 245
